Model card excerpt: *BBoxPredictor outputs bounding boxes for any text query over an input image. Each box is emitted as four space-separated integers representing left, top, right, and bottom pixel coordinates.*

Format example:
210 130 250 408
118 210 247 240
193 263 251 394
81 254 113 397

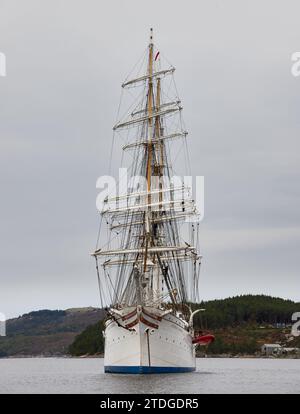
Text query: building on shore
261 344 300 356
261 344 282 356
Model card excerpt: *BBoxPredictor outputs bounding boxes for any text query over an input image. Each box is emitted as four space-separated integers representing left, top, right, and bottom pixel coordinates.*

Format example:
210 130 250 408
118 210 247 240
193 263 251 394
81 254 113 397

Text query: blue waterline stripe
105 366 195 374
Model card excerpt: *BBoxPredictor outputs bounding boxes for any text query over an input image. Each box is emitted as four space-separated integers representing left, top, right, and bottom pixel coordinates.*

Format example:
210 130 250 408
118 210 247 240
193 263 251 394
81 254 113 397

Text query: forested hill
68 295 300 357
0 307 104 357
0 295 299 357
193 294 300 329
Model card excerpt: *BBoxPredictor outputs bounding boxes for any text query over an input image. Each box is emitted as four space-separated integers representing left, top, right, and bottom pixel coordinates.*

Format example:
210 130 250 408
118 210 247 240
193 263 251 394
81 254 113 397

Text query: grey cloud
0 0 299 317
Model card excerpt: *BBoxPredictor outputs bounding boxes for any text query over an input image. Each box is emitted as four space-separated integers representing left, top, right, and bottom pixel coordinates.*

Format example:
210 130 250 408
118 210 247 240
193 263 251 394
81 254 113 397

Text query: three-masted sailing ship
92 29 213 373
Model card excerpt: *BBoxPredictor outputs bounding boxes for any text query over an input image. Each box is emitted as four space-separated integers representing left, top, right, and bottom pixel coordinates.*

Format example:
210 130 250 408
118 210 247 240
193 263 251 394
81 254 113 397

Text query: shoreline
0 354 299 360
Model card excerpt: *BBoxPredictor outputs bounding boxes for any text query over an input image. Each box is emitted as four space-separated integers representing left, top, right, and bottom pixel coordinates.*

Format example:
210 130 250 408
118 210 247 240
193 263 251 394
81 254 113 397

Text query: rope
95 256 104 309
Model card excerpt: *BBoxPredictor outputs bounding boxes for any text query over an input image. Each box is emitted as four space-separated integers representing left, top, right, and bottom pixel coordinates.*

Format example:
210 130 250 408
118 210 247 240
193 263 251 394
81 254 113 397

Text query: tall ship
92 29 213 373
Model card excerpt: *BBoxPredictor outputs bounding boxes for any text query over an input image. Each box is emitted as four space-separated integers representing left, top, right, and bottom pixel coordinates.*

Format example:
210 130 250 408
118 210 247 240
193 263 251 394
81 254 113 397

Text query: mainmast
155 78 163 207
146 28 154 200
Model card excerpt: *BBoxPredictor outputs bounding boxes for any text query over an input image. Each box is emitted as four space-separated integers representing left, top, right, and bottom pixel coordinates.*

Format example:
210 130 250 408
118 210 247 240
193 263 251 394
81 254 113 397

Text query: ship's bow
104 306 196 374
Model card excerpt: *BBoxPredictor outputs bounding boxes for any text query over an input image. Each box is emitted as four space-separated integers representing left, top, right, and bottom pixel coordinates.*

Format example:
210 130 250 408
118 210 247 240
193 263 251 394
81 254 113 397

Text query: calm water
0 358 299 394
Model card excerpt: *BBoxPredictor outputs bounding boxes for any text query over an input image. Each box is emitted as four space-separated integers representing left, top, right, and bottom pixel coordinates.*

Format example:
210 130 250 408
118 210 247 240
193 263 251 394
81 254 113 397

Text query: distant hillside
69 295 300 357
0 307 104 357
68 320 105 357
193 294 300 329
196 295 300 355
1 295 299 358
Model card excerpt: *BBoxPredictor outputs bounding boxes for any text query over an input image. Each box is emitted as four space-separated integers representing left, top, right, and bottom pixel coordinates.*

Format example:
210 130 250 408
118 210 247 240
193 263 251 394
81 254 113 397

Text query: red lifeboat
192 334 215 346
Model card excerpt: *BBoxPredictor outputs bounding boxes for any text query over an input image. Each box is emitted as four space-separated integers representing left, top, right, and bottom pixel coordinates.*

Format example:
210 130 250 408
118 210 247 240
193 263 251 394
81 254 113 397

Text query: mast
155 77 164 208
143 28 154 273
146 27 154 198
94 29 202 311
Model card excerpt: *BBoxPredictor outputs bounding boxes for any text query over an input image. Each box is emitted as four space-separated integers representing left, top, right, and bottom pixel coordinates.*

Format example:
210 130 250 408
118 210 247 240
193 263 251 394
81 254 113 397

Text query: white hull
104 306 196 374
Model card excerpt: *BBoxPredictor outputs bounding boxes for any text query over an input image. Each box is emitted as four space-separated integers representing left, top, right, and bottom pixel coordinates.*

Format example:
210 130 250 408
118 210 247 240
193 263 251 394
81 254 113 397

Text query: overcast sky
0 0 300 318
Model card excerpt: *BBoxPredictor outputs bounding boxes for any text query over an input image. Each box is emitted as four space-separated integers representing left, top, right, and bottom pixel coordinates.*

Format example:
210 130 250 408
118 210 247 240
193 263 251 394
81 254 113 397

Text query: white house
261 344 282 356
